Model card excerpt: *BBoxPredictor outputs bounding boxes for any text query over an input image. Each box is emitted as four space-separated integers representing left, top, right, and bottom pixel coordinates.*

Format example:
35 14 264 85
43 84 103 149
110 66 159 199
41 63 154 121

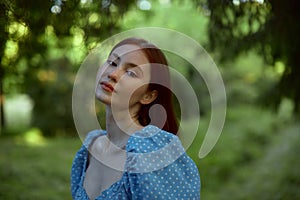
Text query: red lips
100 81 114 92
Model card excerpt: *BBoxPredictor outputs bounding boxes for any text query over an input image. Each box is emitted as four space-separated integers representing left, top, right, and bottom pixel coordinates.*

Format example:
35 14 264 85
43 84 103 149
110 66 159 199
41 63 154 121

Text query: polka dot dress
71 125 201 200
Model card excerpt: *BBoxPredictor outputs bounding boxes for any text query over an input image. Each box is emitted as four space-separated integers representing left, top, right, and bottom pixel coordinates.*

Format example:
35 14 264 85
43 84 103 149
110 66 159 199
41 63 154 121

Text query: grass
0 135 82 200
1 95 299 199
224 124 300 200
186 105 300 200
1 120 300 200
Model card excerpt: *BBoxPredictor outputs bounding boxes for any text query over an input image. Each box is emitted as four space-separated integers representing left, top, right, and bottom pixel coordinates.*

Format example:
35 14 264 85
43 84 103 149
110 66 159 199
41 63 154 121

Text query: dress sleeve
124 126 201 200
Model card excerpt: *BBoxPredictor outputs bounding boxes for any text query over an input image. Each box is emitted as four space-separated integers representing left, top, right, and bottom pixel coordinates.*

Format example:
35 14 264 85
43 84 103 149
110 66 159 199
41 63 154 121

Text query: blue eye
126 70 137 77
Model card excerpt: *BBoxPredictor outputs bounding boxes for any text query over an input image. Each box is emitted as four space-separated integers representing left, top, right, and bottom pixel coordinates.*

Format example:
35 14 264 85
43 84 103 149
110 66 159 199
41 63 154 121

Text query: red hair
110 38 179 134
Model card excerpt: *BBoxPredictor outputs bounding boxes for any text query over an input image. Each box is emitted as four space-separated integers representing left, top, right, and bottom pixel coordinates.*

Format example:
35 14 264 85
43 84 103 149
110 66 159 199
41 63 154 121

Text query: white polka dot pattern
70 125 201 199
126 126 186 173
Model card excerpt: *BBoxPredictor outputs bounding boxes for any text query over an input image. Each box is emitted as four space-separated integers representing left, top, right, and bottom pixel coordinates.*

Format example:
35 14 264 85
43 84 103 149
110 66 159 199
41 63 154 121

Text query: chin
95 92 111 105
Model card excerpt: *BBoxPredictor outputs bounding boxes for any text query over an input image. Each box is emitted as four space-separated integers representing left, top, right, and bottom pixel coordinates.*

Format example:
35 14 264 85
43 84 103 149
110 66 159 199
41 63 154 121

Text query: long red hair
110 38 178 134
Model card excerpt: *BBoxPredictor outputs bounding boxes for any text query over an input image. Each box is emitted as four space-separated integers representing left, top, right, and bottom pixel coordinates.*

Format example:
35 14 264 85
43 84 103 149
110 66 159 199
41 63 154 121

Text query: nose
108 67 119 82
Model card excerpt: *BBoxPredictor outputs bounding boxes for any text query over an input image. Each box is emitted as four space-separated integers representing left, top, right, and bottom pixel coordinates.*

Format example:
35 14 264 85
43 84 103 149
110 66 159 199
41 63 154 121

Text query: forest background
0 0 299 199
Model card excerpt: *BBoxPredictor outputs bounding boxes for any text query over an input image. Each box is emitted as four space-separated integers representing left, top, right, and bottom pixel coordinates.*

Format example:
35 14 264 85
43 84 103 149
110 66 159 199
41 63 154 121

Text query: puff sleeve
124 125 201 200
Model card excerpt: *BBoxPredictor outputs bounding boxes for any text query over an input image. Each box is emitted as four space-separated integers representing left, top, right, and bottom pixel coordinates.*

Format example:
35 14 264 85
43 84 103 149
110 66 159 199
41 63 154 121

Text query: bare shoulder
90 135 109 155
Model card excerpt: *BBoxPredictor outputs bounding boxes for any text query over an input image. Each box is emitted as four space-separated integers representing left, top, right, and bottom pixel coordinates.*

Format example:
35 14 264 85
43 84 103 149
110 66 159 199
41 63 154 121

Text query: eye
107 60 118 67
126 70 137 77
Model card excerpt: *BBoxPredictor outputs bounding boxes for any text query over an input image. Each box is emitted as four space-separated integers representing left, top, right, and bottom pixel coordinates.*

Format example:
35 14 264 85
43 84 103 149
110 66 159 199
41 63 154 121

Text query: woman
71 38 201 199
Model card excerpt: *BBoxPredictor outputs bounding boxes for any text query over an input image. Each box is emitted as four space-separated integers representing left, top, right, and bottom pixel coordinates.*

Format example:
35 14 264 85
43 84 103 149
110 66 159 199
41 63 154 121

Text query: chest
83 137 127 199
83 156 123 198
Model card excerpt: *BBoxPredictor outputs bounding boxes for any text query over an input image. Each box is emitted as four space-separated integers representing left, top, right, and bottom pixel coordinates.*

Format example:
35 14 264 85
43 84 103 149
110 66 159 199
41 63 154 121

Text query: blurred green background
1 0 299 199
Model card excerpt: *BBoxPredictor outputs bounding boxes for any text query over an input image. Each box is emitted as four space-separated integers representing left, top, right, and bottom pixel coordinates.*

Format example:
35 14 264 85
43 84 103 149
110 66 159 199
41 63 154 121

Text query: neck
105 106 143 149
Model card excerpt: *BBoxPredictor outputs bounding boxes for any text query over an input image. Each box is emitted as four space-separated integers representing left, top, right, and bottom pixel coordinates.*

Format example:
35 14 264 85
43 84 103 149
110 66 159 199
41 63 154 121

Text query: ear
140 90 158 105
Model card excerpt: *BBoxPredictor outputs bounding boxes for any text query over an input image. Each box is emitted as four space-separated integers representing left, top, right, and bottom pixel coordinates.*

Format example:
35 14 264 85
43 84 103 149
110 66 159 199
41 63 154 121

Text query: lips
100 81 114 92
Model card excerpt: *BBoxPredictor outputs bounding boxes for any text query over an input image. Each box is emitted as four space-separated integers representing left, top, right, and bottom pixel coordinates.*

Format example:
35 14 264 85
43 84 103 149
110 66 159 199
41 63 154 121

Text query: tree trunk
0 75 4 132
0 2 7 133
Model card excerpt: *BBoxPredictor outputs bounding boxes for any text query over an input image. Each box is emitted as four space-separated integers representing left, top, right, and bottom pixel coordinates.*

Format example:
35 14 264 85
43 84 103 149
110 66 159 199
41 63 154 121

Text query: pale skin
84 44 158 199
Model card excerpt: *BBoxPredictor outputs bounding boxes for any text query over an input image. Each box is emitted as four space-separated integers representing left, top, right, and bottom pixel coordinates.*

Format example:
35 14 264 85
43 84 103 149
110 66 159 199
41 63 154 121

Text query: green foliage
0 0 135 134
25 58 75 136
221 51 276 107
204 0 300 114
1 0 211 135
187 104 300 199
223 125 300 200
122 0 209 45
1 1 299 199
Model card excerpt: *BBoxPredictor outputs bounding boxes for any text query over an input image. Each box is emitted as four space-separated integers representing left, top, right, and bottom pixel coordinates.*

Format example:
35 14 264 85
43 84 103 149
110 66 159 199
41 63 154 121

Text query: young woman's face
95 44 151 110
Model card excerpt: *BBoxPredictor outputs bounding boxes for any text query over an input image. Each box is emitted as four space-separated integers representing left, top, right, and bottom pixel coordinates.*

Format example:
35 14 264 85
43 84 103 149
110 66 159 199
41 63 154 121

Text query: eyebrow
111 53 144 76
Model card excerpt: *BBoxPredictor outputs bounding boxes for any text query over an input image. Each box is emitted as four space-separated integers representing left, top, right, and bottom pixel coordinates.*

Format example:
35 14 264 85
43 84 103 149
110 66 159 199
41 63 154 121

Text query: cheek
97 65 109 81
115 83 147 103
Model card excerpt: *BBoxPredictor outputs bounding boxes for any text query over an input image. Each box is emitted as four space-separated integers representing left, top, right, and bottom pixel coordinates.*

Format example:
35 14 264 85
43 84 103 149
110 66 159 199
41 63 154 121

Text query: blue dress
71 125 201 199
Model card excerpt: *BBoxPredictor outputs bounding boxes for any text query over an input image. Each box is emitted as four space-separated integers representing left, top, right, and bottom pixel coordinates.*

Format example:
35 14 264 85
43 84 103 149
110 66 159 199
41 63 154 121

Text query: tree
1 0 299 135
0 1 10 131
0 0 134 135
201 0 300 115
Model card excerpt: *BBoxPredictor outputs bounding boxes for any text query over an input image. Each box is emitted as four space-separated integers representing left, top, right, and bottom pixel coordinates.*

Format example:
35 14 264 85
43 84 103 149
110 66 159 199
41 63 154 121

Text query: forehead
111 44 149 65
